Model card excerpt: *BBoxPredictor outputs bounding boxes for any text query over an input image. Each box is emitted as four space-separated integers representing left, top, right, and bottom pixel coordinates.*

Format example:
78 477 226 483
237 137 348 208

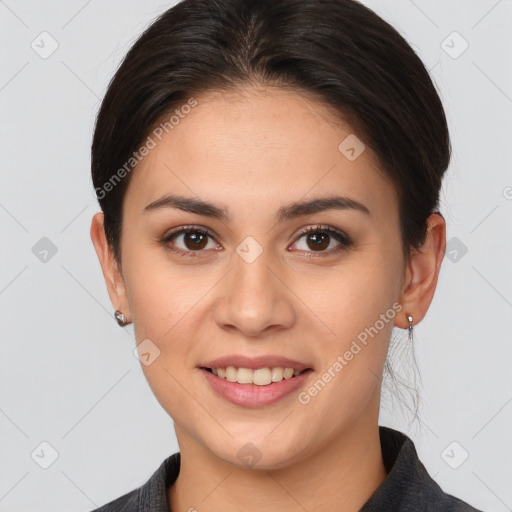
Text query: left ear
395 213 446 329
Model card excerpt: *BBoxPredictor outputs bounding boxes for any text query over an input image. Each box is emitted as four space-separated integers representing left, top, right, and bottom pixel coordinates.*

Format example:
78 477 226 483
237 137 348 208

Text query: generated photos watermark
297 301 403 405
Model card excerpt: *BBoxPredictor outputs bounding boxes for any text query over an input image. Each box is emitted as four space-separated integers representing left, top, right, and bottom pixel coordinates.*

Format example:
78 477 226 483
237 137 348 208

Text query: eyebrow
144 194 370 222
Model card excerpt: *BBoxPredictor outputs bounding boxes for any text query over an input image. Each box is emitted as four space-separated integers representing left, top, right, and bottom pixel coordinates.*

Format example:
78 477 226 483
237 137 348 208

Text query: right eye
160 226 221 256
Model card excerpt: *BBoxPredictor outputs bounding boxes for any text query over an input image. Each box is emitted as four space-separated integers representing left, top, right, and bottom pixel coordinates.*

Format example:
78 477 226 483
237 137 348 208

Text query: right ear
90 212 131 322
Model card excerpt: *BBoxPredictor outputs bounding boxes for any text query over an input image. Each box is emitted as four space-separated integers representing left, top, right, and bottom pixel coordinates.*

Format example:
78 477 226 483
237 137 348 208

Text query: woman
89 0 484 510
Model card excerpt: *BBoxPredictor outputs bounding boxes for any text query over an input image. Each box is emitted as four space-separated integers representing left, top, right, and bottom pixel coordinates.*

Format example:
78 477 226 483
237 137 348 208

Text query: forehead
125 86 397 219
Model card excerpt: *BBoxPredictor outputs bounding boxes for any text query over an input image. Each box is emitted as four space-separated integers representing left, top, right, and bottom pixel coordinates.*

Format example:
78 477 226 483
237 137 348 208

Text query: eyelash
160 224 353 258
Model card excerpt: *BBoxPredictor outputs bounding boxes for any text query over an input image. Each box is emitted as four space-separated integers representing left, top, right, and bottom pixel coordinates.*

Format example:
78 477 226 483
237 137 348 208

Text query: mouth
199 364 314 408
200 366 314 386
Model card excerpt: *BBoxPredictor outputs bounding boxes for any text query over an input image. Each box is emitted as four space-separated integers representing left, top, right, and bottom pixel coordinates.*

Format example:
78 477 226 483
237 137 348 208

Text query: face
98 87 411 468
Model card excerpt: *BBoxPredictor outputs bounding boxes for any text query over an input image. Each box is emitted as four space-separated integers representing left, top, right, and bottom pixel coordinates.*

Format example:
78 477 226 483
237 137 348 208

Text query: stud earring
406 313 414 342
114 310 128 327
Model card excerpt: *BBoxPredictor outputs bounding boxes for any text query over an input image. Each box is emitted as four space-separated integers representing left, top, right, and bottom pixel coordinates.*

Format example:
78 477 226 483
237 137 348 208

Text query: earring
406 313 414 342
114 309 128 327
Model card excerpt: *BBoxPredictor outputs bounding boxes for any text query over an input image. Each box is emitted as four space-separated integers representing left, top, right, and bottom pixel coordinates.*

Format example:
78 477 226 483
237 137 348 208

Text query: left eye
291 226 352 254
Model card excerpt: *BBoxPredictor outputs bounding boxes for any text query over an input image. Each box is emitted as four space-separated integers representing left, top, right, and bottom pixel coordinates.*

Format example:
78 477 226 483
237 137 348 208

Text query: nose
212 247 296 337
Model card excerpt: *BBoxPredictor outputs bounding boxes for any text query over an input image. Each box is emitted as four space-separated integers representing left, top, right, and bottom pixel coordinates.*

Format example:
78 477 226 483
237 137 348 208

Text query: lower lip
200 368 313 408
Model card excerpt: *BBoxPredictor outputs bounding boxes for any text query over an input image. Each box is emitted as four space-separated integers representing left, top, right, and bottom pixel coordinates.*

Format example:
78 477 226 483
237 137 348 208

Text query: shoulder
87 452 181 512
361 426 487 512
89 489 139 512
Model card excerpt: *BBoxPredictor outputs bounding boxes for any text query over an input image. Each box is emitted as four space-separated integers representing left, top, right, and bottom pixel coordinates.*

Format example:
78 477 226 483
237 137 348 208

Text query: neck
168 415 387 512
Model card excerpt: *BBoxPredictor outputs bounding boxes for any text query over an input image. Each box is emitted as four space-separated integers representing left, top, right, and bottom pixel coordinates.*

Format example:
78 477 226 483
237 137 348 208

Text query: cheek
297 272 397 430
121 246 224 411
122 252 210 414
122 241 206 337
296 256 400 339
296 248 402 395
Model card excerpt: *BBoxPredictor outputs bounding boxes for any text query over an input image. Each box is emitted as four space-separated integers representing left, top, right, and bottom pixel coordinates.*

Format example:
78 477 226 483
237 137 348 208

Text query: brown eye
305 232 330 251
291 225 352 255
161 226 219 255
181 231 208 250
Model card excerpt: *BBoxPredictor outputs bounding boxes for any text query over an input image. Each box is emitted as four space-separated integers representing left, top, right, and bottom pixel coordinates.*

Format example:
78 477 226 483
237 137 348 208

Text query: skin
90 86 446 512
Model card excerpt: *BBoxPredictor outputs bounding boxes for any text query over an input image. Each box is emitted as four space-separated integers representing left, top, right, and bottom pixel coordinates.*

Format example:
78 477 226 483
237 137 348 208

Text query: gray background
0 0 511 510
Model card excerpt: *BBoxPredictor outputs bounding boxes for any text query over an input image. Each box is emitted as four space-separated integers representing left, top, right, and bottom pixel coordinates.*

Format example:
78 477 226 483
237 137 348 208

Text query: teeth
272 367 284 382
209 366 306 386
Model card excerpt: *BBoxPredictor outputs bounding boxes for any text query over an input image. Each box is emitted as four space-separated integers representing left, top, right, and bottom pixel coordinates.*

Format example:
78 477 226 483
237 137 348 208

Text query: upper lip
199 355 313 371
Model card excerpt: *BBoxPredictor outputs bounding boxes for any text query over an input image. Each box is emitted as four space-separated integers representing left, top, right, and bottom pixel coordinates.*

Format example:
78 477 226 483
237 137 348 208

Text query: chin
209 435 306 471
